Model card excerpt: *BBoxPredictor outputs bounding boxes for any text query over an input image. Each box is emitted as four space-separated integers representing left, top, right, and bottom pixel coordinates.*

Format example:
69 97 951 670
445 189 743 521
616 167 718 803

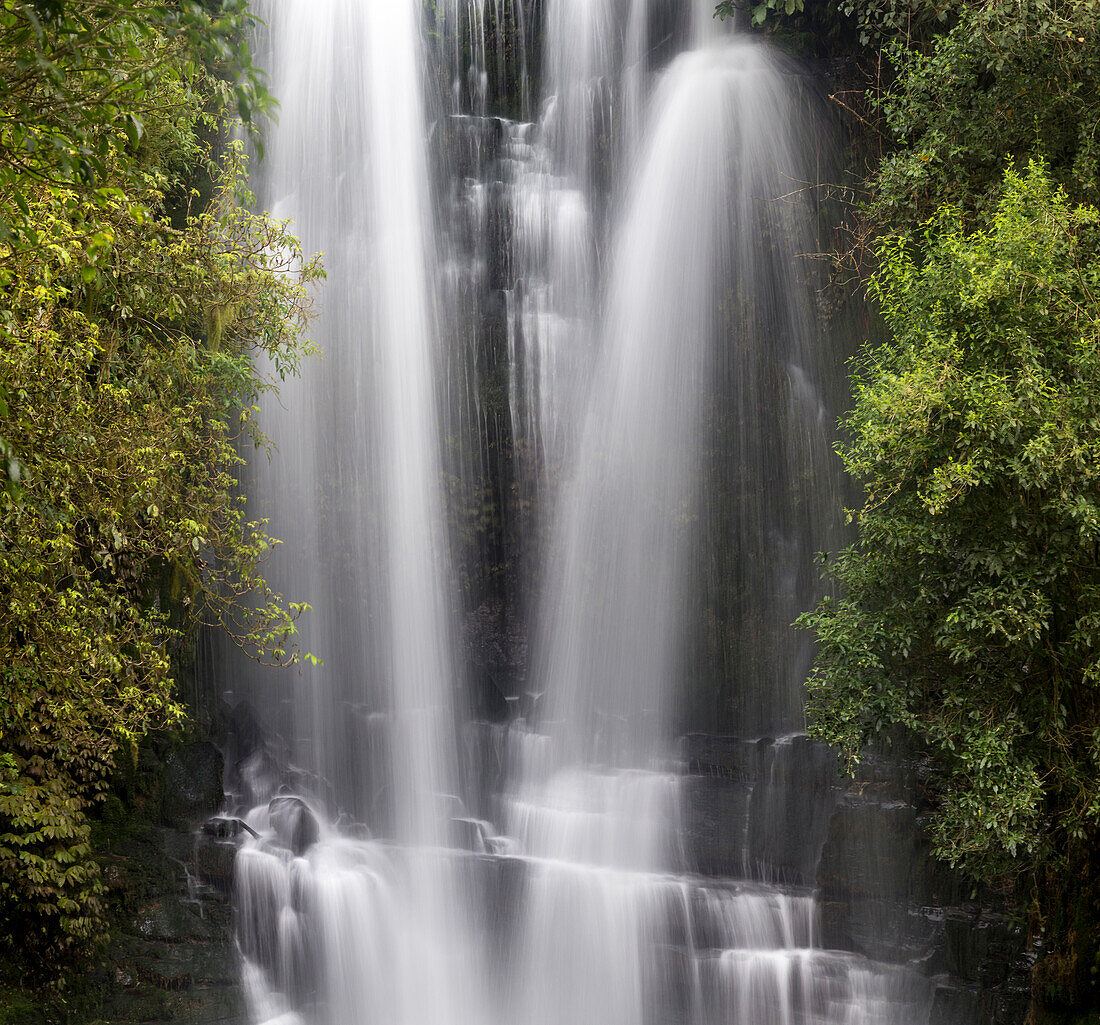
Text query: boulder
195 815 259 894
268 797 321 856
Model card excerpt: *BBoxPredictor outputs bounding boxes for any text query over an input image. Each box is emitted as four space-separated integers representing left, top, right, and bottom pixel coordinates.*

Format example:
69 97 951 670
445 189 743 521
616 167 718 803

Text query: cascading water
233 0 459 842
227 3 491 1024
221 2 985 1025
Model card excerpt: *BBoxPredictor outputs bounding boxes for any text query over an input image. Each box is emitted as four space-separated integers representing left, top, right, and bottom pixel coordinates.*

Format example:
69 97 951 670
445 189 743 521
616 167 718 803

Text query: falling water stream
223 3 978 1025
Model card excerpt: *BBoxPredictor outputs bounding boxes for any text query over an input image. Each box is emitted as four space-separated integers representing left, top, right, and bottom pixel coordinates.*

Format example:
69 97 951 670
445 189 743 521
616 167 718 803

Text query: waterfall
221 2 983 1025
232 0 460 843
228 4 490 1023
531 39 744 768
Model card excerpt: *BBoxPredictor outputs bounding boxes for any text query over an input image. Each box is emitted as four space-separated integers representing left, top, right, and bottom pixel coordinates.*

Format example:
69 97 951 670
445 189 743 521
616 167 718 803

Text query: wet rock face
463 602 528 720
680 734 1032 1025
681 733 838 884
812 767 1033 1025
160 741 224 828
223 700 288 808
74 730 255 1025
96 822 246 1025
196 817 256 895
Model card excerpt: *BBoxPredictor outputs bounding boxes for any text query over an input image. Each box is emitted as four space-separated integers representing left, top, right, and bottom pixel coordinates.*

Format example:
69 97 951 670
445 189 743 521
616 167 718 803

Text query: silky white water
225 2 971 1025
233 3 489 1023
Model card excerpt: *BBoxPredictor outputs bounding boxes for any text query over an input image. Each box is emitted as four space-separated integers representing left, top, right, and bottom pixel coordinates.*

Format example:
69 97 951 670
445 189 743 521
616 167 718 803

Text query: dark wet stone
817 795 922 903
450 817 488 852
225 700 267 763
682 734 838 884
682 774 754 878
131 897 214 944
233 746 283 808
131 937 238 990
196 839 239 895
463 602 528 720
929 977 981 1025
202 815 258 841
161 742 224 828
93 817 246 1025
196 819 246 895
269 796 321 856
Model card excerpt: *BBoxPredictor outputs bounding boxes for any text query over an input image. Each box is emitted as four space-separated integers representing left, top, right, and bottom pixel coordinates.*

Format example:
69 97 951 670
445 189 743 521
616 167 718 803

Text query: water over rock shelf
189 713 1029 1025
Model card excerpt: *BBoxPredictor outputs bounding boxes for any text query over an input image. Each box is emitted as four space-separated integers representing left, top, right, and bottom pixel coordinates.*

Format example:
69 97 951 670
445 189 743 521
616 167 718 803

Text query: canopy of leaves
0 2 318 970
0 0 272 245
715 0 806 27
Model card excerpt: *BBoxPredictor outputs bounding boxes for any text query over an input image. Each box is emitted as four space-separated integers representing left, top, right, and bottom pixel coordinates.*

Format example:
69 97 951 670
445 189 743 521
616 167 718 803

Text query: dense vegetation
2 0 1096 1016
0 0 317 976
726 0 1100 1016
806 162 1100 1013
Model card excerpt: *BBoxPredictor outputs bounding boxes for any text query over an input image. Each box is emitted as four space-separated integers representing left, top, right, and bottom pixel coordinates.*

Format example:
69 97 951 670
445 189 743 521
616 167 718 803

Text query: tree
801 160 1100 1014
0 2 319 969
864 0 1100 230
0 1 272 239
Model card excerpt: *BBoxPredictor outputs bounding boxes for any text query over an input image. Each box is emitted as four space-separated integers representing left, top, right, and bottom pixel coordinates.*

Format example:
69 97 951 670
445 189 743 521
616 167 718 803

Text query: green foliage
0 1 273 246
715 0 805 26
801 161 1100 888
711 0 867 62
0 1 319 974
868 0 1100 230
832 0 950 46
